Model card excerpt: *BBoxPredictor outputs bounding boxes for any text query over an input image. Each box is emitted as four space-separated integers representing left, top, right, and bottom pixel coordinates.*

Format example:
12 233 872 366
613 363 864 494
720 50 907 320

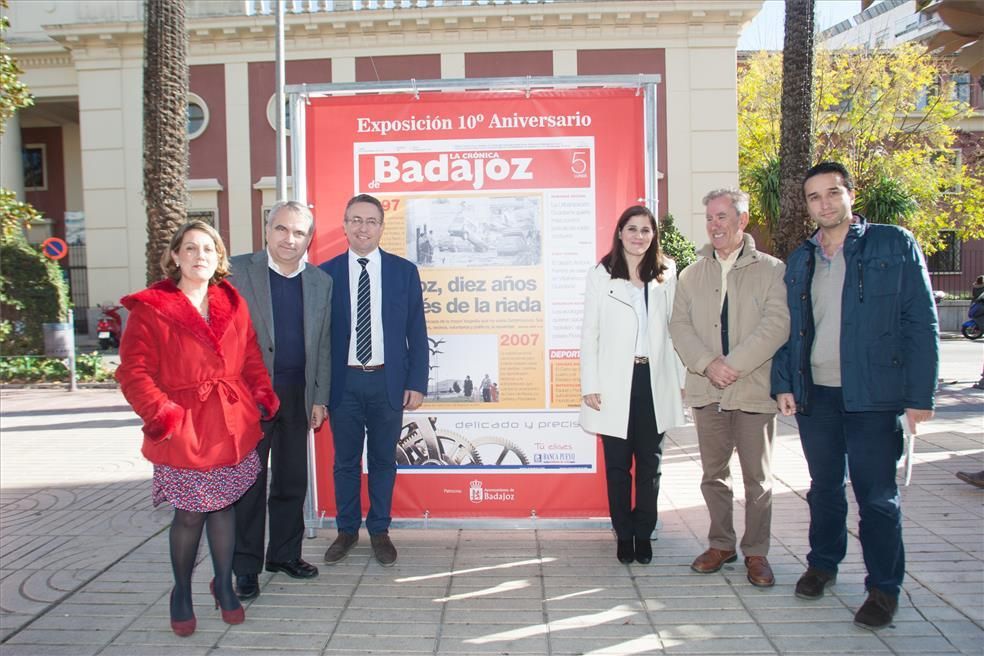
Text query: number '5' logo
571 151 588 175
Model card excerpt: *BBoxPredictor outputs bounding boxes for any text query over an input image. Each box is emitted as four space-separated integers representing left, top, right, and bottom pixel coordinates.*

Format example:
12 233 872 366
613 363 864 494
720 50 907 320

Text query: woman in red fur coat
116 220 279 636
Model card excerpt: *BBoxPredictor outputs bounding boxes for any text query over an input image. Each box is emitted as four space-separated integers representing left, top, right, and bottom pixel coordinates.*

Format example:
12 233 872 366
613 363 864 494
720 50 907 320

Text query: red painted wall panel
22 126 66 241
355 54 441 82
465 51 553 78
248 59 332 249
189 64 229 248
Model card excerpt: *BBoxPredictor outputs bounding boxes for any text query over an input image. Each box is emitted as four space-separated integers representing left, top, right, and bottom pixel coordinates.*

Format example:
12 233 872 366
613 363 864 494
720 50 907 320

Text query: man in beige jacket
669 188 789 587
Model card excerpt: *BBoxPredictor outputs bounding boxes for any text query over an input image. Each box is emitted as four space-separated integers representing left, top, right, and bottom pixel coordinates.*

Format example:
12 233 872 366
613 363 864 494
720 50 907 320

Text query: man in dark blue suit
319 194 429 566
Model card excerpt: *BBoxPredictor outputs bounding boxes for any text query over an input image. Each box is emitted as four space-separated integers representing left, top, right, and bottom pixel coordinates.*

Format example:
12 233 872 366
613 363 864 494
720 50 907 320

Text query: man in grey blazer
228 200 332 600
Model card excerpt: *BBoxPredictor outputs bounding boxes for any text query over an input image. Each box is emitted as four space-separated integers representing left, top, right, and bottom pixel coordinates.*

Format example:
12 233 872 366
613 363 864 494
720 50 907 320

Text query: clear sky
739 0 868 51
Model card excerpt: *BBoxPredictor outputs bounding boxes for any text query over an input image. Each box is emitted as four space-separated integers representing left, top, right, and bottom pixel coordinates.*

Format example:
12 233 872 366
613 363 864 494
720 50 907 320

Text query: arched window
187 93 209 139
266 95 291 136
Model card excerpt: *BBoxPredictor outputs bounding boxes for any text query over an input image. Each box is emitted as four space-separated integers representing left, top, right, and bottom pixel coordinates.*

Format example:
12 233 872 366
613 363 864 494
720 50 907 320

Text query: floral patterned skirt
152 450 261 512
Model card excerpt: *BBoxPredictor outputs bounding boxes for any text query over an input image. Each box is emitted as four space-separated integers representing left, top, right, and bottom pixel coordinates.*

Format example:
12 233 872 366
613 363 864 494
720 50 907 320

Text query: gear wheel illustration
396 418 482 466
469 436 530 466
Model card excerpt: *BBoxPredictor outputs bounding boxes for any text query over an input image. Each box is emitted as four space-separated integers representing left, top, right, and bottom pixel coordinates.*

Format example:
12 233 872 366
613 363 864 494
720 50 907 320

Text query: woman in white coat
580 205 686 564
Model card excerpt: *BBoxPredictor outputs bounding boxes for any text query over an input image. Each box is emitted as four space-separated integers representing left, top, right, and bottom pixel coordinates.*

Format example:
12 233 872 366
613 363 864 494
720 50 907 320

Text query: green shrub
0 352 113 383
75 351 114 382
0 356 65 382
856 175 918 226
661 213 697 272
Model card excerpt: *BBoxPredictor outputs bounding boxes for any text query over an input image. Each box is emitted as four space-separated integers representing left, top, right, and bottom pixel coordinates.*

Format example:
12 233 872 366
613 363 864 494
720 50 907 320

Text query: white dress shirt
347 248 384 366
627 282 649 358
265 249 306 278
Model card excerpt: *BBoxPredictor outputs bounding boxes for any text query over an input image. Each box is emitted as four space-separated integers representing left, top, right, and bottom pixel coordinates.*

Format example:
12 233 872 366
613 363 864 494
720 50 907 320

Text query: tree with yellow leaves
740 42 983 255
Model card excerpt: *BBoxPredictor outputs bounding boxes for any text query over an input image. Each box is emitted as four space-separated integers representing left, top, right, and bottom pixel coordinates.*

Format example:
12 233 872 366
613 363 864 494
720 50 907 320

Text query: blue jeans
329 369 403 535
795 385 904 597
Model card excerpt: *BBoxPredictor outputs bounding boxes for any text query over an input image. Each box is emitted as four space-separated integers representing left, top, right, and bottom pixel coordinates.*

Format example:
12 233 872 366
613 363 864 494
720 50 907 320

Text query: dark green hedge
0 239 70 355
661 213 697 272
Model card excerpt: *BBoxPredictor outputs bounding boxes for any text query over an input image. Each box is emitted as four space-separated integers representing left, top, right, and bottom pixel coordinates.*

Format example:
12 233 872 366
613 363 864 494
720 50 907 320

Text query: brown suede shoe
794 567 836 599
323 532 358 565
690 548 738 573
370 532 398 567
744 556 775 587
854 588 898 630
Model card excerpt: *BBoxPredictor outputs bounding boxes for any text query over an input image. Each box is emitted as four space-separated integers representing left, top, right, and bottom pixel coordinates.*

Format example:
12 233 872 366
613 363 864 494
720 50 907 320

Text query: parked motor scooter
97 304 123 349
962 296 984 340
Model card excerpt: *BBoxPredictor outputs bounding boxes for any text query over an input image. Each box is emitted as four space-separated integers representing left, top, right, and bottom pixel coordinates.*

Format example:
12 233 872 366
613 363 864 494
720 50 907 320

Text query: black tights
169 505 241 620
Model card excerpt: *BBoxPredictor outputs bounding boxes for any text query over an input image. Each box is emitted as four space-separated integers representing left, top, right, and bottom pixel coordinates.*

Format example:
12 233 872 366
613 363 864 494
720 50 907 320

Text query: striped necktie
355 258 372 365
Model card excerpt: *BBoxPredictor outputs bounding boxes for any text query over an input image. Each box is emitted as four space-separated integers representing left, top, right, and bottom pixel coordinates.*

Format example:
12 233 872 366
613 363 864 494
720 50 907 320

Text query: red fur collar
121 279 240 356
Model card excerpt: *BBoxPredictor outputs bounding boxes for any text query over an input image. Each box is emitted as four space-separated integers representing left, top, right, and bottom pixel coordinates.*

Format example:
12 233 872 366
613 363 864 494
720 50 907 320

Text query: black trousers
233 383 308 574
601 363 664 541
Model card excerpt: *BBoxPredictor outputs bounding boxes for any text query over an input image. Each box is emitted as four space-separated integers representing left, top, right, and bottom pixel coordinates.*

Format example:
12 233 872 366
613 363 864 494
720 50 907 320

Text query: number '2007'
500 333 538 346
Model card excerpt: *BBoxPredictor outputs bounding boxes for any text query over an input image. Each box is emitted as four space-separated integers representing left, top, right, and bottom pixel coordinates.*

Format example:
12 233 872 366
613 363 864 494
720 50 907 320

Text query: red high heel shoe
210 578 245 625
169 589 196 637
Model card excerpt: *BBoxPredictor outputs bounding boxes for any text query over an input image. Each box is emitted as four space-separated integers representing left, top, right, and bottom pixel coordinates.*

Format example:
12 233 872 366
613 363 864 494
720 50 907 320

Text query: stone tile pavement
0 350 981 655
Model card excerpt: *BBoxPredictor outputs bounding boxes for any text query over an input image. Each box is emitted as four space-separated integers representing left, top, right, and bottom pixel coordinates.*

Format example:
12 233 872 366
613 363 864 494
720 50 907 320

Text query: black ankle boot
635 538 652 564
616 539 635 564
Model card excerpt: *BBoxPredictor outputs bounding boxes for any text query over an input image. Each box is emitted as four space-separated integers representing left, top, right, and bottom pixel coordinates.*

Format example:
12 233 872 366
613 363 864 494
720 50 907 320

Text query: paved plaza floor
0 345 981 655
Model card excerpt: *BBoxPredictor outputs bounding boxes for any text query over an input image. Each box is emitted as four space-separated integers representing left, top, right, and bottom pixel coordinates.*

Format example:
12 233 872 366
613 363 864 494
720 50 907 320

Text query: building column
552 49 577 76
75 50 143 305
225 61 253 253
665 44 739 243
0 112 25 198
332 57 355 83
441 52 465 79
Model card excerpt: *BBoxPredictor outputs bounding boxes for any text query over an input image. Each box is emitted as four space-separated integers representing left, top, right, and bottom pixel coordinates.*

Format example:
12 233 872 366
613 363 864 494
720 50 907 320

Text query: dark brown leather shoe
690 548 737 573
744 556 775 587
323 532 358 564
370 532 398 567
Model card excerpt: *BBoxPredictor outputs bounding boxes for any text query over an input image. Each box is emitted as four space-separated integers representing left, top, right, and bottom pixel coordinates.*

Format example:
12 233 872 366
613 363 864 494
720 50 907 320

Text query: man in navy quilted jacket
772 161 938 631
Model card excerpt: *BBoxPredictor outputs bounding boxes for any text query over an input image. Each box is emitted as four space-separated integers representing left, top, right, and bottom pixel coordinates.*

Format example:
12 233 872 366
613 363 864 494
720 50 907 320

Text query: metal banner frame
288 75 661 533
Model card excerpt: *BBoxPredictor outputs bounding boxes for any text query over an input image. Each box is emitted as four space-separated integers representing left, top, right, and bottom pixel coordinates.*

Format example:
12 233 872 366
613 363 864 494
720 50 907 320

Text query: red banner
304 88 648 519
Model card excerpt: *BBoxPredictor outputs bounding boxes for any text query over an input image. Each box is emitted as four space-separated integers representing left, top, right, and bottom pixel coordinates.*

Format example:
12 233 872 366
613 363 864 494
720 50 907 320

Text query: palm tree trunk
774 0 815 260
143 0 188 285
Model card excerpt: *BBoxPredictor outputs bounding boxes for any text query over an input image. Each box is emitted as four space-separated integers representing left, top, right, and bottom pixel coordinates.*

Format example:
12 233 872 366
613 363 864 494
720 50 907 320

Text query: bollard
67 310 77 392
42 310 77 391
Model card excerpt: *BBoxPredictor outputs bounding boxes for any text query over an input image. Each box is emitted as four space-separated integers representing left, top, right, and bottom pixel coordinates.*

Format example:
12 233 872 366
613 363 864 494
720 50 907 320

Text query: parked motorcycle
962 297 984 340
97 304 123 350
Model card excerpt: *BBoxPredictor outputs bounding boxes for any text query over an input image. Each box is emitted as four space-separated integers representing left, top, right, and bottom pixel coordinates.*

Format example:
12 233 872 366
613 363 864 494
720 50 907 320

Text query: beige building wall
9 0 762 307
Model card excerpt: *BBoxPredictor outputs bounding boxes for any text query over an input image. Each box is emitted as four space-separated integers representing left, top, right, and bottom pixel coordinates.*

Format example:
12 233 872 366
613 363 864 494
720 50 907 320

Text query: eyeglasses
345 217 382 228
